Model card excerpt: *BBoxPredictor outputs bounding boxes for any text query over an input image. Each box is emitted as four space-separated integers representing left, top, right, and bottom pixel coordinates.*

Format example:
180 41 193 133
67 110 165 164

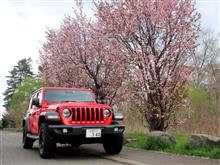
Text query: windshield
44 89 95 103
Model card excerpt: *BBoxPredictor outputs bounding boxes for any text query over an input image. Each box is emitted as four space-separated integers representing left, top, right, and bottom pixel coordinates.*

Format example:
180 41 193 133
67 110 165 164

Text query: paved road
0 131 220 165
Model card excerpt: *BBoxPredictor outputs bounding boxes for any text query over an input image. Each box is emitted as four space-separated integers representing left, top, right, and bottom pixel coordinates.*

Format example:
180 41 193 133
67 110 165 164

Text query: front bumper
48 124 125 143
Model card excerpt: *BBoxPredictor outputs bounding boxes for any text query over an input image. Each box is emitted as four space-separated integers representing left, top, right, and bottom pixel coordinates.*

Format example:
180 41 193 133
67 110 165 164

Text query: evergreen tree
3 58 34 108
6 77 43 128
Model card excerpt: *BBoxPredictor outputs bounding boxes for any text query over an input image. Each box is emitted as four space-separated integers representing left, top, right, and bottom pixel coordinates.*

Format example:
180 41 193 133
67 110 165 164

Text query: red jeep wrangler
22 87 124 158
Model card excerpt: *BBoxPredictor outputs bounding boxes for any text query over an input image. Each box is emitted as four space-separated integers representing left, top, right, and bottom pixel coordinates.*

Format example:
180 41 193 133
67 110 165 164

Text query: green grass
145 136 174 150
126 132 148 149
125 132 220 159
2 128 21 132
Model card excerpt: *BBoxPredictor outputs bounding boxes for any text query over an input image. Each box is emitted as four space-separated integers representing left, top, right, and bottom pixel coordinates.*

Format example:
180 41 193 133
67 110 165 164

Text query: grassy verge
125 132 220 159
2 128 21 132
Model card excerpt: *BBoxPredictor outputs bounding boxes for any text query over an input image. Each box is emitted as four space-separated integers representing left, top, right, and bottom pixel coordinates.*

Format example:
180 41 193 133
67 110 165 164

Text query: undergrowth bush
145 136 173 150
126 132 220 159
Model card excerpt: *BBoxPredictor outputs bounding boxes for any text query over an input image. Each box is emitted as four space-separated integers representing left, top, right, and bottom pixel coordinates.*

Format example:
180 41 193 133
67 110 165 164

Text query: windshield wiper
60 100 94 103
60 100 77 103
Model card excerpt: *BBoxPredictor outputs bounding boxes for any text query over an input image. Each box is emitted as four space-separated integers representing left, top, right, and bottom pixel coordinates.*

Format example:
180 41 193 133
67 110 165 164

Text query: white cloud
196 0 220 33
0 1 75 117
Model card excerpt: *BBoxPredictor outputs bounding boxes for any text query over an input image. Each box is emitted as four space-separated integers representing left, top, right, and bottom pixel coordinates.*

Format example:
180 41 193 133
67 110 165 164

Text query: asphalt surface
1 131 220 165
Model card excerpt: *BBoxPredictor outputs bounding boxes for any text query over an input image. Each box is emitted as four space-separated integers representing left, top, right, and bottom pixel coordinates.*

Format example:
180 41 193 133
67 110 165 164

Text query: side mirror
113 112 124 121
96 99 108 104
96 99 102 104
32 98 40 107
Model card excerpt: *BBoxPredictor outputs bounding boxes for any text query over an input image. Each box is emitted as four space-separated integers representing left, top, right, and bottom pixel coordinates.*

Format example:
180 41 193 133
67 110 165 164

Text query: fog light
118 128 124 132
63 128 68 133
114 127 119 132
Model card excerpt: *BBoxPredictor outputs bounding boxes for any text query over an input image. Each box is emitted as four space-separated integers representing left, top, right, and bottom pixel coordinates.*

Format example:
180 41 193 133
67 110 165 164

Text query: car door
28 94 36 134
34 91 42 133
25 97 33 133
29 91 42 134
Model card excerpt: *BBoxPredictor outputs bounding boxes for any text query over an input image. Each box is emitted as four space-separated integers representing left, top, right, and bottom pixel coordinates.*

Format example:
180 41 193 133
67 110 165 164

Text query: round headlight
103 109 111 117
62 108 71 118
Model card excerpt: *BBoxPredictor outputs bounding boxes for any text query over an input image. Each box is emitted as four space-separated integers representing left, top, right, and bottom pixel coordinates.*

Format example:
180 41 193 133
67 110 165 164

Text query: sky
0 0 220 118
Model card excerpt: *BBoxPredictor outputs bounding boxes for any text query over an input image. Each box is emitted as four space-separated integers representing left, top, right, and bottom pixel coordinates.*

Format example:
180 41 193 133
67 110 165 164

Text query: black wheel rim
22 128 26 144
39 129 44 154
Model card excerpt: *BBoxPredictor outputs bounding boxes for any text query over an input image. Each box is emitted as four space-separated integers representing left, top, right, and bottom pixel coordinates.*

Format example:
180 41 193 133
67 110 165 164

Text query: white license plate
86 129 101 138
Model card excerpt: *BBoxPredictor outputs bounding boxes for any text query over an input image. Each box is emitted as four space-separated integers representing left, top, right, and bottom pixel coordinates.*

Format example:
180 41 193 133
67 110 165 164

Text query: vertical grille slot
86 108 90 122
72 108 75 121
84 108 87 122
81 108 85 121
91 108 95 121
77 108 80 121
96 108 99 121
100 108 104 121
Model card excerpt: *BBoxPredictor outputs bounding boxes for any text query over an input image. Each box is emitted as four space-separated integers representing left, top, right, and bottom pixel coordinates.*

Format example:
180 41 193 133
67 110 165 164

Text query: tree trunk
148 116 166 132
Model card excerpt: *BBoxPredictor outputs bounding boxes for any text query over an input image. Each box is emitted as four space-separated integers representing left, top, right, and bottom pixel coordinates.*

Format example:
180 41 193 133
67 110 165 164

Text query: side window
30 93 37 109
28 90 42 109
28 97 33 111
37 91 42 106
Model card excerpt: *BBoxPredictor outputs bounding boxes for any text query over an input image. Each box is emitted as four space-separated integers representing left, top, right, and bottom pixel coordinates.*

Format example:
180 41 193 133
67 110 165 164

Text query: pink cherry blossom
97 0 200 130
39 2 127 105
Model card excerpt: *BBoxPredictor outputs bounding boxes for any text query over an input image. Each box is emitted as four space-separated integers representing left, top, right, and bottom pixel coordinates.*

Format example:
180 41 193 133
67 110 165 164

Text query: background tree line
1 58 43 128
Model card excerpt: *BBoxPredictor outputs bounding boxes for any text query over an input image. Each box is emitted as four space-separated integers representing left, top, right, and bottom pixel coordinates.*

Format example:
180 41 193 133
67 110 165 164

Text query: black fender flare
38 112 60 129
23 117 30 132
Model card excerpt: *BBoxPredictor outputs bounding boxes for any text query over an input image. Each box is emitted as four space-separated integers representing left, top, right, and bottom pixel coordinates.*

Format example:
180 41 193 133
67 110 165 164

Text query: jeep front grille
72 107 104 123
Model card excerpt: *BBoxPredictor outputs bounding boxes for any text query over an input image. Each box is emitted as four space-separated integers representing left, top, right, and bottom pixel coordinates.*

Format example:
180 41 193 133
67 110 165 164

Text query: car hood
46 102 109 110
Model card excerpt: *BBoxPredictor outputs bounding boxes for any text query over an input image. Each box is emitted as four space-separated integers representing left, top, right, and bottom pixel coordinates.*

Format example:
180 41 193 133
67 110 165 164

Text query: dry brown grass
170 108 220 137
115 102 147 133
117 100 220 137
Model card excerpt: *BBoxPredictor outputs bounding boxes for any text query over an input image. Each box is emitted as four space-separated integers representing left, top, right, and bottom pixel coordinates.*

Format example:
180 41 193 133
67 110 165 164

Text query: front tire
39 123 56 159
22 125 34 149
103 133 123 154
